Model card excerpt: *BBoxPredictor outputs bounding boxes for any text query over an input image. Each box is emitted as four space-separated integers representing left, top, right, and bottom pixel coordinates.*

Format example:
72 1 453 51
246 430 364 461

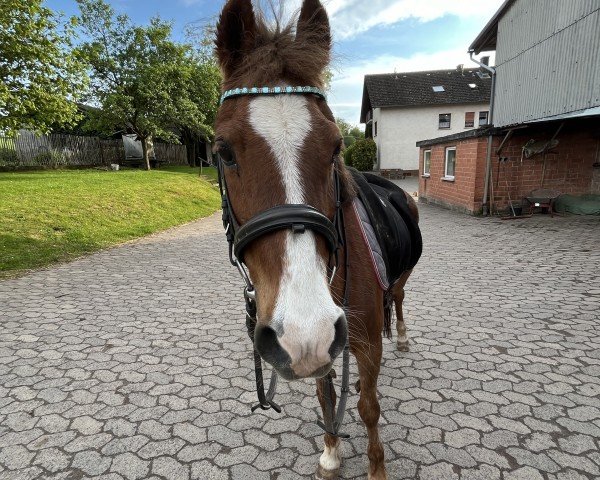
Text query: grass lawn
0 166 221 278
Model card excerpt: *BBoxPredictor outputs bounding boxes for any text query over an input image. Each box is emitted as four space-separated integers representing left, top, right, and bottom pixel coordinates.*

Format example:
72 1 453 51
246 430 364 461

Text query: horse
214 1 421 478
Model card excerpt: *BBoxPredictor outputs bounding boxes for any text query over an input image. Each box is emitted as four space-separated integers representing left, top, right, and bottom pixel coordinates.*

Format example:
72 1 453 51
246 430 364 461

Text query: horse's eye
333 140 343 157
217 141 236 167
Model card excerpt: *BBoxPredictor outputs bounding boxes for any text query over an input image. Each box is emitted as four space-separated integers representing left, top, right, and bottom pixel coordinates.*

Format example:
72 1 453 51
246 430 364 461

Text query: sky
46 0 503 126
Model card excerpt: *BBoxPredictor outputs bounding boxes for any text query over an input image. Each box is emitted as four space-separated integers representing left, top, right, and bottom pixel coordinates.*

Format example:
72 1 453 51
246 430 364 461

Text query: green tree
336 117 352 137
0 0 87 134
76 0 220 170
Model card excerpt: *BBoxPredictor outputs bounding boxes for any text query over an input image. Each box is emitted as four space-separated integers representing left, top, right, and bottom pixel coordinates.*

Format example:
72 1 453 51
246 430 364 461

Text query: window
465 112 475 128
432 86 445 92
444 147 456 180
423 150 431 176
439 113 451 129
374 121 378 137
479 111 489 126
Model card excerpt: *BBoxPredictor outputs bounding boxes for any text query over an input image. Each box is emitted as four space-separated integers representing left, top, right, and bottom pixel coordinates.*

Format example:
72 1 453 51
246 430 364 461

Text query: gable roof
469 0 514 54
360 68 492 123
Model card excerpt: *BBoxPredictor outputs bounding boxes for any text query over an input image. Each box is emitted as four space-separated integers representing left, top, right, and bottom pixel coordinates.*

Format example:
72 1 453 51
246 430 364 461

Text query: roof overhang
469 0 514 54
524 106 600 125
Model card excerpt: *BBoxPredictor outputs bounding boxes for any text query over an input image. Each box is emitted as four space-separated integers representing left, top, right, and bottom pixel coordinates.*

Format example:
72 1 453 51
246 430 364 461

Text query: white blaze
249 96 343 373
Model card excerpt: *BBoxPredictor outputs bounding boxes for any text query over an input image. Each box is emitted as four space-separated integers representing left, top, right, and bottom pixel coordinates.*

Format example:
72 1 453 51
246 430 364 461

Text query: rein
217 86 350 438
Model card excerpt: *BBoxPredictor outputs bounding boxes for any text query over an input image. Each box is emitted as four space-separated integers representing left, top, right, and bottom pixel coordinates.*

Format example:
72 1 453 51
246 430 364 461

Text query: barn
417 0 600 215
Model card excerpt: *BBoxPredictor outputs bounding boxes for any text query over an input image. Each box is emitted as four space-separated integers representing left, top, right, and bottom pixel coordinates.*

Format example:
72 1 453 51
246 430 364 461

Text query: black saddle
349 168 422 287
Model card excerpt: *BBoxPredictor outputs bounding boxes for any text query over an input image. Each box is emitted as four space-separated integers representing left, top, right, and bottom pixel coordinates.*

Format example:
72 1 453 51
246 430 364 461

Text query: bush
343 142 356 167
32 149 68 168
351 139 377 172
343 136 356 148
0 147 18 166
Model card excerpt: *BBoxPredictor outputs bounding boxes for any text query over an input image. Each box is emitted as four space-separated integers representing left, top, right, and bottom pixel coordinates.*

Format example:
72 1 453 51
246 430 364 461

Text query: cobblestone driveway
1 205 599 480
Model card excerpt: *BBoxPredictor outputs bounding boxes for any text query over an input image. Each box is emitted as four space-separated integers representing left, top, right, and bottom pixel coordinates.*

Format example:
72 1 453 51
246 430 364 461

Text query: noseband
217 85 350 438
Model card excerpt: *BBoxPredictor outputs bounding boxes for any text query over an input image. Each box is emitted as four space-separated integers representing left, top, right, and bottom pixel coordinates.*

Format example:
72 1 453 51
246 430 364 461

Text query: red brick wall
490 125 599 212
418 136 488 214
419 119 600 214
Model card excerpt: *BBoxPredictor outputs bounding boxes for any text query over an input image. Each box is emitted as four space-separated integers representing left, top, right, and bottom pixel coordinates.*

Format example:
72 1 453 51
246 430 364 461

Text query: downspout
470 51 496 215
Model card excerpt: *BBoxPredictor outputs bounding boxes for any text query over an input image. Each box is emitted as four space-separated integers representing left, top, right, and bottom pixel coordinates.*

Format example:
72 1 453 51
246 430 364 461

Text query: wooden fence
0 131 187 169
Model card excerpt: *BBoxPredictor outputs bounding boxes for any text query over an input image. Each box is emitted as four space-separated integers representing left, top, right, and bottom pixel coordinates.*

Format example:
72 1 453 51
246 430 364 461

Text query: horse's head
215 0 349 380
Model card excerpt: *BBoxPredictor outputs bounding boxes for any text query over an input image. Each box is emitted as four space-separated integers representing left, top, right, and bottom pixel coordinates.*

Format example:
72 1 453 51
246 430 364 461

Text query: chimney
456 64 464 74
481 56 490 66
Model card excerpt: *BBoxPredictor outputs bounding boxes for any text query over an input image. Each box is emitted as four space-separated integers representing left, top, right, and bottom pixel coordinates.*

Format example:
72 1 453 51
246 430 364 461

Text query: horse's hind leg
315 378 341 479
356 339 387 479
392 270 412 352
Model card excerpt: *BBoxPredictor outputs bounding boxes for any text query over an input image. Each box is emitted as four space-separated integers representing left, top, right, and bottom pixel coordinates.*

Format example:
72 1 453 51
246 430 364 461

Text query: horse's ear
296 0 331 60
215 0 257 78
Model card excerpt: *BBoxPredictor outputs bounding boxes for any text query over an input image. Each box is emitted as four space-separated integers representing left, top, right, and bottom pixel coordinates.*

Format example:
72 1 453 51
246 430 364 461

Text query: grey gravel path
1 204 599 480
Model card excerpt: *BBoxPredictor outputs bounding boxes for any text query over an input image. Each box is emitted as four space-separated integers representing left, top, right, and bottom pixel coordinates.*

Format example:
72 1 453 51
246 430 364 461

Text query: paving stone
191 460 229 480
0 445 35 470
151 456 189 480
72 450 112 476
71 415 103 435
33 447 69 472
557 434 597 455
231 463 270 480
111 453 150 480
506 447 560 473
173 423 206 444
1 205 599 480
504 466 545 480
419 462 459 480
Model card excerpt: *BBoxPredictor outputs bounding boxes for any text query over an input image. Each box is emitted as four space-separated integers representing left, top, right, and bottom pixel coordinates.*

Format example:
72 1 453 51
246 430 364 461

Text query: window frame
444 147 456 181
422 150 431 177
464 111 475 128
439 113 451 130
479 111 489 127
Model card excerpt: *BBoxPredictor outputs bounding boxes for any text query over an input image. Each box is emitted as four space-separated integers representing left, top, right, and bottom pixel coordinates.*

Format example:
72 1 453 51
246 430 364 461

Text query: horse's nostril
254 325 291 370
329 315 348 360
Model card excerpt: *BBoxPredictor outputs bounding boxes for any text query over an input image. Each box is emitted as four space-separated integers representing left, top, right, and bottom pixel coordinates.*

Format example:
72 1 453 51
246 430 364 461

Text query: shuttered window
465 112 475 128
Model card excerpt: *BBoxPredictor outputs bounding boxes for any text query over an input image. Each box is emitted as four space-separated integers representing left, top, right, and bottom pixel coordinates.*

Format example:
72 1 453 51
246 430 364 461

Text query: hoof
397 340 410 352
368 469 388 480
316 465 340 480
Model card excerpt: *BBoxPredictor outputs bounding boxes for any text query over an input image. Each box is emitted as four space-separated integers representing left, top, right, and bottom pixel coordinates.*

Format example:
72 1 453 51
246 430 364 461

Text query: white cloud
328 48 496 125
326 0 504 39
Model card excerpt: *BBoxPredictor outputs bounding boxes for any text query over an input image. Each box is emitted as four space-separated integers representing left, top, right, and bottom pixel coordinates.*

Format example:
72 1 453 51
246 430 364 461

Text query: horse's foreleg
356 341 387 479
392 270 412 352
315 377 341 480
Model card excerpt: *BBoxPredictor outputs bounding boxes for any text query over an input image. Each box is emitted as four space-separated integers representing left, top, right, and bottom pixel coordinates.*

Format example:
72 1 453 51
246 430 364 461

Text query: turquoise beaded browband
220 85 327 105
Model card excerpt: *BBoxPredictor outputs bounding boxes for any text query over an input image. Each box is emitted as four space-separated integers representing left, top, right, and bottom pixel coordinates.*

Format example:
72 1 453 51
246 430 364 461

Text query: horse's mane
221 4 331 90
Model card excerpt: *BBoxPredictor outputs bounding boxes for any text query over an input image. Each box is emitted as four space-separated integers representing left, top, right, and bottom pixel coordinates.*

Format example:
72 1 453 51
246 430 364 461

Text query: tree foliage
0 0 87 134
336 117 365 148
76 0 221 169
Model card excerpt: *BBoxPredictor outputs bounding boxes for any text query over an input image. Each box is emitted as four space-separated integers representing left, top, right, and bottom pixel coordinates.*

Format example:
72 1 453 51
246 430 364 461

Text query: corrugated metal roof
359 69 492 123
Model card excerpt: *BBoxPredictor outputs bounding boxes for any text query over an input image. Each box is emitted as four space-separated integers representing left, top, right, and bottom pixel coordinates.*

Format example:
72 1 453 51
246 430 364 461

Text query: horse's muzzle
254 316 347 380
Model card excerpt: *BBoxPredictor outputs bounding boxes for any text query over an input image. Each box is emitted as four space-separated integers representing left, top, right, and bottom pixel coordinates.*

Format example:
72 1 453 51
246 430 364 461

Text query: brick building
417 0 600 215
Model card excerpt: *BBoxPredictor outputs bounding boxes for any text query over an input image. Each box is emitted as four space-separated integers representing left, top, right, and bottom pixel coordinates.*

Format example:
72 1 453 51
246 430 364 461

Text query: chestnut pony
214 1 418 478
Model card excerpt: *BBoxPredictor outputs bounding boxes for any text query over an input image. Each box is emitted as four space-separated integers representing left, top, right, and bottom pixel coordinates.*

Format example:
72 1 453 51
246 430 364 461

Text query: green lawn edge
0 166 221 278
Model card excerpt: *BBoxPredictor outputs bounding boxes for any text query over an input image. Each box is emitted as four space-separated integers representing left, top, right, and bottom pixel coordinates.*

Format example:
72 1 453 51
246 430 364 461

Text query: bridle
217 85 351 438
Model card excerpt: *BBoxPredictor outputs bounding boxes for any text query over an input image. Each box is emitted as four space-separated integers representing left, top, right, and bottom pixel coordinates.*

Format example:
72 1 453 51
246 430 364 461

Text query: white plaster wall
373 103 490 171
